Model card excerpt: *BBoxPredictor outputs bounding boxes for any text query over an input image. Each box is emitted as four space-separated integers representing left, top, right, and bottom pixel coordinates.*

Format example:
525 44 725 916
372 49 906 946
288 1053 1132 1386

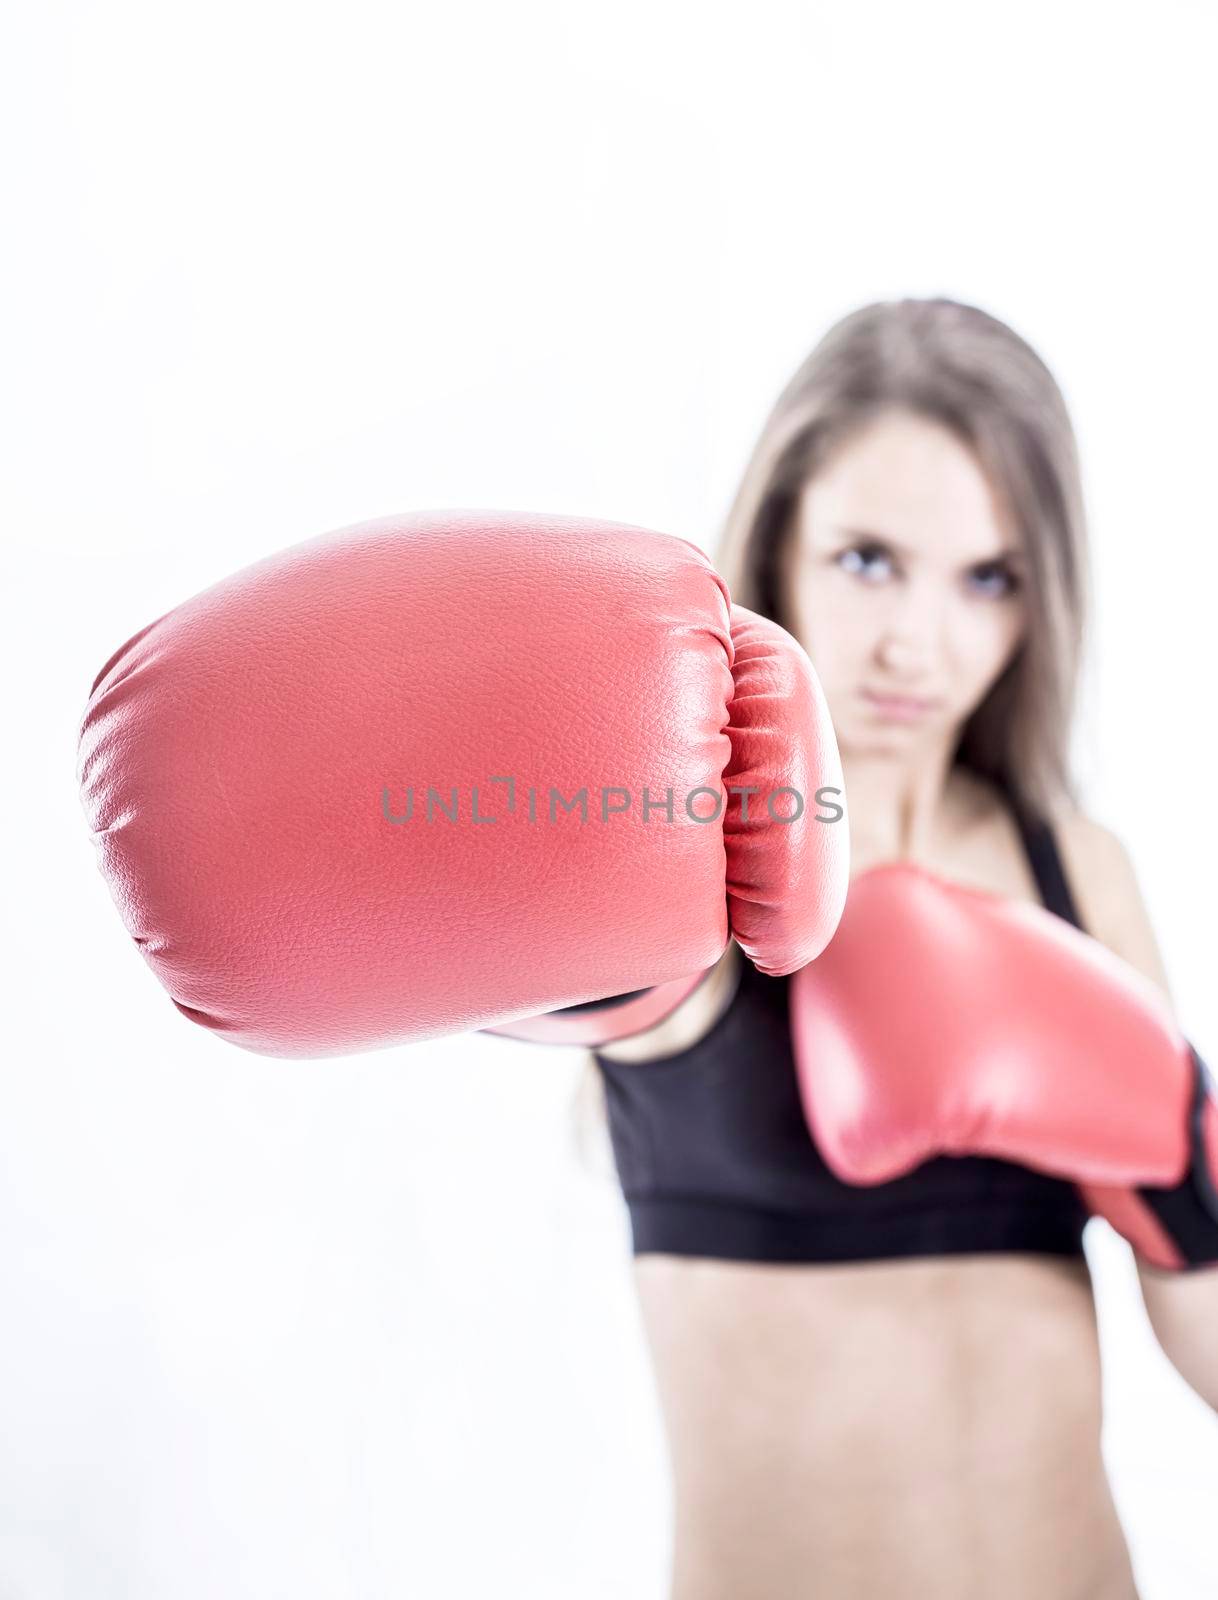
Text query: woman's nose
873 584 945 675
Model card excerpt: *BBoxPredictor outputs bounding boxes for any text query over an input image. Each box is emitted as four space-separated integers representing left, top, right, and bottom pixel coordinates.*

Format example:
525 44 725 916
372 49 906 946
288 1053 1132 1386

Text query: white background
2 1 1216 1595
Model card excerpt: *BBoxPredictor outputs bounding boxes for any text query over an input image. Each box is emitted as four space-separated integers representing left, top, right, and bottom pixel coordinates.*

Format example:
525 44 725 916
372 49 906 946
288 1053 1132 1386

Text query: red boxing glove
790 865 1218 1270
79 510 848 1058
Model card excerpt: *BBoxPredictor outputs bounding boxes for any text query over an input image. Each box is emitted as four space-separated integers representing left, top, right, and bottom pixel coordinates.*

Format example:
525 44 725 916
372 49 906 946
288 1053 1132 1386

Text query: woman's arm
1136 1262 1218 1412
1058 812 1218 1412
595 940 742 1063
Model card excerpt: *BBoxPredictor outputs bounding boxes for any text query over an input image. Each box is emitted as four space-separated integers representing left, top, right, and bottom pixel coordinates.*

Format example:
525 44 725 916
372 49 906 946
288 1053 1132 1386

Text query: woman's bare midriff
633 1250 1138 1600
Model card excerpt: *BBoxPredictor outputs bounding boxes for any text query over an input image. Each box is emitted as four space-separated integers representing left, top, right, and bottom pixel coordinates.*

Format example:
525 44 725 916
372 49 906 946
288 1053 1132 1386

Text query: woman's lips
859 687 942 721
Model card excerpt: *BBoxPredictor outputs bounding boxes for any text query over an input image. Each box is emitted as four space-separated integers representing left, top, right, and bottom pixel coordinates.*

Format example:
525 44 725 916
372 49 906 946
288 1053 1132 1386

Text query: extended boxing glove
790 864 1218 1270
79 510 848 1058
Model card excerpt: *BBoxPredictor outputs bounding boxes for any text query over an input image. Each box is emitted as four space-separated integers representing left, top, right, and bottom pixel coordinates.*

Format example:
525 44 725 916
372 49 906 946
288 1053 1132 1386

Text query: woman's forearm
1137 1263 1218 1412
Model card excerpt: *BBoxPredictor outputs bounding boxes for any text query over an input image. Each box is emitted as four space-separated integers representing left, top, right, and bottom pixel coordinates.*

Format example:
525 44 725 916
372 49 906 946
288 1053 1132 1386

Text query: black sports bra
594 804 1091 1264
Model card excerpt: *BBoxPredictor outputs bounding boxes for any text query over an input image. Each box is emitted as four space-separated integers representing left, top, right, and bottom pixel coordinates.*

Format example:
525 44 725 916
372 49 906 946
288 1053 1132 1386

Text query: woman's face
784 408 1029 757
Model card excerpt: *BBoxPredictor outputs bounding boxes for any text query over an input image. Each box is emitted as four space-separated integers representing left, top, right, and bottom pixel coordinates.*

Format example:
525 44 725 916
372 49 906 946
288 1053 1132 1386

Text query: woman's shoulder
1044 803 1174 1004
955 774 1173 1002
1043 803 1139 935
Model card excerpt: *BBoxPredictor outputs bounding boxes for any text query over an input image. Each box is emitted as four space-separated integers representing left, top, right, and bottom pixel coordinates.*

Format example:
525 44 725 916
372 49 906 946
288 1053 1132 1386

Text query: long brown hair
714 297 1090 818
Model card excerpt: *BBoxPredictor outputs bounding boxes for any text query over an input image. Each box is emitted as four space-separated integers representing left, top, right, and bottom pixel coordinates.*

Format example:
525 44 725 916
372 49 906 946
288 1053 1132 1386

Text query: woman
592 299 1218 1599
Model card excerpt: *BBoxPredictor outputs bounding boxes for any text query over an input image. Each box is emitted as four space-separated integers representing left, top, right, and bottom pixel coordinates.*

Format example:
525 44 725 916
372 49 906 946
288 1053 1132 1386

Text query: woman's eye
837 545 893 582
967 562 1020 598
